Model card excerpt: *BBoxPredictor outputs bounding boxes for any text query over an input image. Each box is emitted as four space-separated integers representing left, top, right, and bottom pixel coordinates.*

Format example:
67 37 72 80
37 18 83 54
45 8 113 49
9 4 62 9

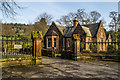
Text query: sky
1 2 118 26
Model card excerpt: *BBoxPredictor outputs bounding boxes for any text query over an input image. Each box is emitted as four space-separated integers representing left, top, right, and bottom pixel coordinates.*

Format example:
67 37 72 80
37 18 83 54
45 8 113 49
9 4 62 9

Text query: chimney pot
73 17 78 27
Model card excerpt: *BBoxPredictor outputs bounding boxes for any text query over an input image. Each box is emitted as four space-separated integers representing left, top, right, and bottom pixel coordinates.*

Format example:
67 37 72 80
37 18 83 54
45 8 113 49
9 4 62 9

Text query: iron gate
1 35 33 58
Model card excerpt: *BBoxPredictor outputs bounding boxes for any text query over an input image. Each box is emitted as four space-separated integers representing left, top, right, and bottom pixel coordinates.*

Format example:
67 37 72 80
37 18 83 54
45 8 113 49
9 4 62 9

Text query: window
48 38 52 48
54 38 56 48
68 41 70 47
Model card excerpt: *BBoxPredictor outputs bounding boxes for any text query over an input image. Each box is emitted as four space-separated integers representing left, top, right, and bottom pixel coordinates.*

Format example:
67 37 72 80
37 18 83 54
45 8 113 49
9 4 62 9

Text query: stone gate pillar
73 34 80 61
32 31 43 58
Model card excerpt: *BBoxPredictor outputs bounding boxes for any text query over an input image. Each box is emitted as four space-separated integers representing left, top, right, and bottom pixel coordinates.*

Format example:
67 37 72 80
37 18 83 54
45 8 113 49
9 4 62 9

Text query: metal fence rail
80 42 120 51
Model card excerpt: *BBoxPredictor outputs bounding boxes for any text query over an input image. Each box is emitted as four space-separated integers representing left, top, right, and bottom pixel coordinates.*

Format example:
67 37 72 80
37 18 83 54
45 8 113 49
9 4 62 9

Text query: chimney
73 17 78 27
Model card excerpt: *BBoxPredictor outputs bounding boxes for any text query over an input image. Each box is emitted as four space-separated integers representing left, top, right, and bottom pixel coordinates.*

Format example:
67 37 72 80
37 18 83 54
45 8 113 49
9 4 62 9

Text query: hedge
61 50 73 59
99 51 107 53
82 49 90 53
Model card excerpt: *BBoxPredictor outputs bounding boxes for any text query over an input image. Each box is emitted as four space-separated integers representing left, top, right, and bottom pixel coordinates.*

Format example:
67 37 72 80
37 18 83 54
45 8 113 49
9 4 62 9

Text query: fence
1 35 33 57
80 42 120 52
61 41 120 60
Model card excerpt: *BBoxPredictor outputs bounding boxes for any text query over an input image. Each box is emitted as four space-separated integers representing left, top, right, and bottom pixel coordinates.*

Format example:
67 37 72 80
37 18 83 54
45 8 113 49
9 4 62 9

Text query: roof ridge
82 23 99 26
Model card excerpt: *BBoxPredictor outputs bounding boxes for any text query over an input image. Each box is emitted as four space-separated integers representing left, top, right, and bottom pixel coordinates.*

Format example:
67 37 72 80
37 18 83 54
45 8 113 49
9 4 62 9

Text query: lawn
0 37 21 40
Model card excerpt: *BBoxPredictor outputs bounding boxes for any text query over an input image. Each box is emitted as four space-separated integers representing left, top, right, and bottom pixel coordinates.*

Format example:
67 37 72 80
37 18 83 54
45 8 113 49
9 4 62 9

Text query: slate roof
81 26 92 37
82 23 100 37
54 22 100 38
63 26 76 37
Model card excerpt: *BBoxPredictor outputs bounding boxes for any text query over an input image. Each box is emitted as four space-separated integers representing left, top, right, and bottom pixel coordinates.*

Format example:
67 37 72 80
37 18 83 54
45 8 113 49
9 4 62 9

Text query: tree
35 12 53 25
34 18 48 36
89 11 101 23
118 27 120 42
56 9 102 26
109 11 118 42
76 9 90 25
109 11 119 51
56 12 75 26
0 0 22 18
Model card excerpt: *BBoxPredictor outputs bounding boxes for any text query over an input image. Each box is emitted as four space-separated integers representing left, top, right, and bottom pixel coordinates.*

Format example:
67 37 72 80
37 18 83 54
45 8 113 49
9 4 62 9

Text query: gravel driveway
2 57 120 80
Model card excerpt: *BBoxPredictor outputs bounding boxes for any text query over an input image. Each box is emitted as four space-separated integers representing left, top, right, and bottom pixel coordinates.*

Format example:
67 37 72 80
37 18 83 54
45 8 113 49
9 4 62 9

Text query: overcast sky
2 2 118 26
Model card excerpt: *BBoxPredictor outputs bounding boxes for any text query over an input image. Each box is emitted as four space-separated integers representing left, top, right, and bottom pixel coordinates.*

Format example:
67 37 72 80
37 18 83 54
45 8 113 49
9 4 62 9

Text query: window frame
53 38 56 48
47 38 52 48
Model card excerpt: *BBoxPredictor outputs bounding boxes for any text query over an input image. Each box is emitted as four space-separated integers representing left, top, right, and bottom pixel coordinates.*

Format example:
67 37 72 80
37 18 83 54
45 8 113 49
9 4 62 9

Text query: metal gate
1 35 33 58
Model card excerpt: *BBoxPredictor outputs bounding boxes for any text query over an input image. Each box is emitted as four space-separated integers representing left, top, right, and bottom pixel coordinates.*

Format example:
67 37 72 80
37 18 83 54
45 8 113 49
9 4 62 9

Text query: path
2 57 120 80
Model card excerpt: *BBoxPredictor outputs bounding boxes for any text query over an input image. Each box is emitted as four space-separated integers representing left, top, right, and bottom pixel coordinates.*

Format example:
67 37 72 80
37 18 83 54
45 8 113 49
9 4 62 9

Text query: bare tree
56 9 102 26
109 11 118 40
56 12 75 26
0 0 22 18
35 12 53 25
109 11 118 32
89 11 101 23
76 9 90 25
109 11 118 50
34 18 48 36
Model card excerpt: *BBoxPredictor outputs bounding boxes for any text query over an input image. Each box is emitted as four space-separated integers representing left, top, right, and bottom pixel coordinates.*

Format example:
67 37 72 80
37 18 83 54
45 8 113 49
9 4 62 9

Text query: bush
99 51 107 53
54 54 61 57
90 44 99 53
61 50 73 59
80 43 84 51
19 47 32 54
117 46 120 55
107 45 115 53
42 49 53 57
82 49 90 53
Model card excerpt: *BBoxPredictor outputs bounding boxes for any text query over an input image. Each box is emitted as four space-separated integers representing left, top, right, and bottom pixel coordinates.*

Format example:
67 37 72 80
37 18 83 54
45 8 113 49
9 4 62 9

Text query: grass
2 63 40 74
0 37 21 40
2 54 34 63
2 55 42 68
2 54 32 59
54 54 61 57
78 53 120 62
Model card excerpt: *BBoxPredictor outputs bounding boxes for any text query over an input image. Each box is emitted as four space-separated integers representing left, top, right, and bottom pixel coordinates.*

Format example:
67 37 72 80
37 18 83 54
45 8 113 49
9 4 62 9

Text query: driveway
2 57 120 80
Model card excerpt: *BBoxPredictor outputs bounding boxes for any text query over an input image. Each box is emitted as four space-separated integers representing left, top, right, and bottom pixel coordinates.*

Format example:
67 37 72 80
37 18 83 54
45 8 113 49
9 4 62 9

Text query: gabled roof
82 23 100 37
63 22 100 37
64 26 76 37
46 21 102 38
81 26 92 37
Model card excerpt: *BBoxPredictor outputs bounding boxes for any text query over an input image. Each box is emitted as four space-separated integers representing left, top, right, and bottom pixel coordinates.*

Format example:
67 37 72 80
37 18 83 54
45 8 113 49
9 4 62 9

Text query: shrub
80 43 84 51
99 51 107 53
90 44 99 53
107 45 115 53
41 42 45 49
61 50 73 59
42 49 53 57
117 46 120 55
54 54 61 57
82 49 90 53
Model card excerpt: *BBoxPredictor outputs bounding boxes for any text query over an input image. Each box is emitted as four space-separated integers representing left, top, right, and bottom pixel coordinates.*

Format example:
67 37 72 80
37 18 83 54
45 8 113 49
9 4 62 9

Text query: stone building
44 17 112 52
